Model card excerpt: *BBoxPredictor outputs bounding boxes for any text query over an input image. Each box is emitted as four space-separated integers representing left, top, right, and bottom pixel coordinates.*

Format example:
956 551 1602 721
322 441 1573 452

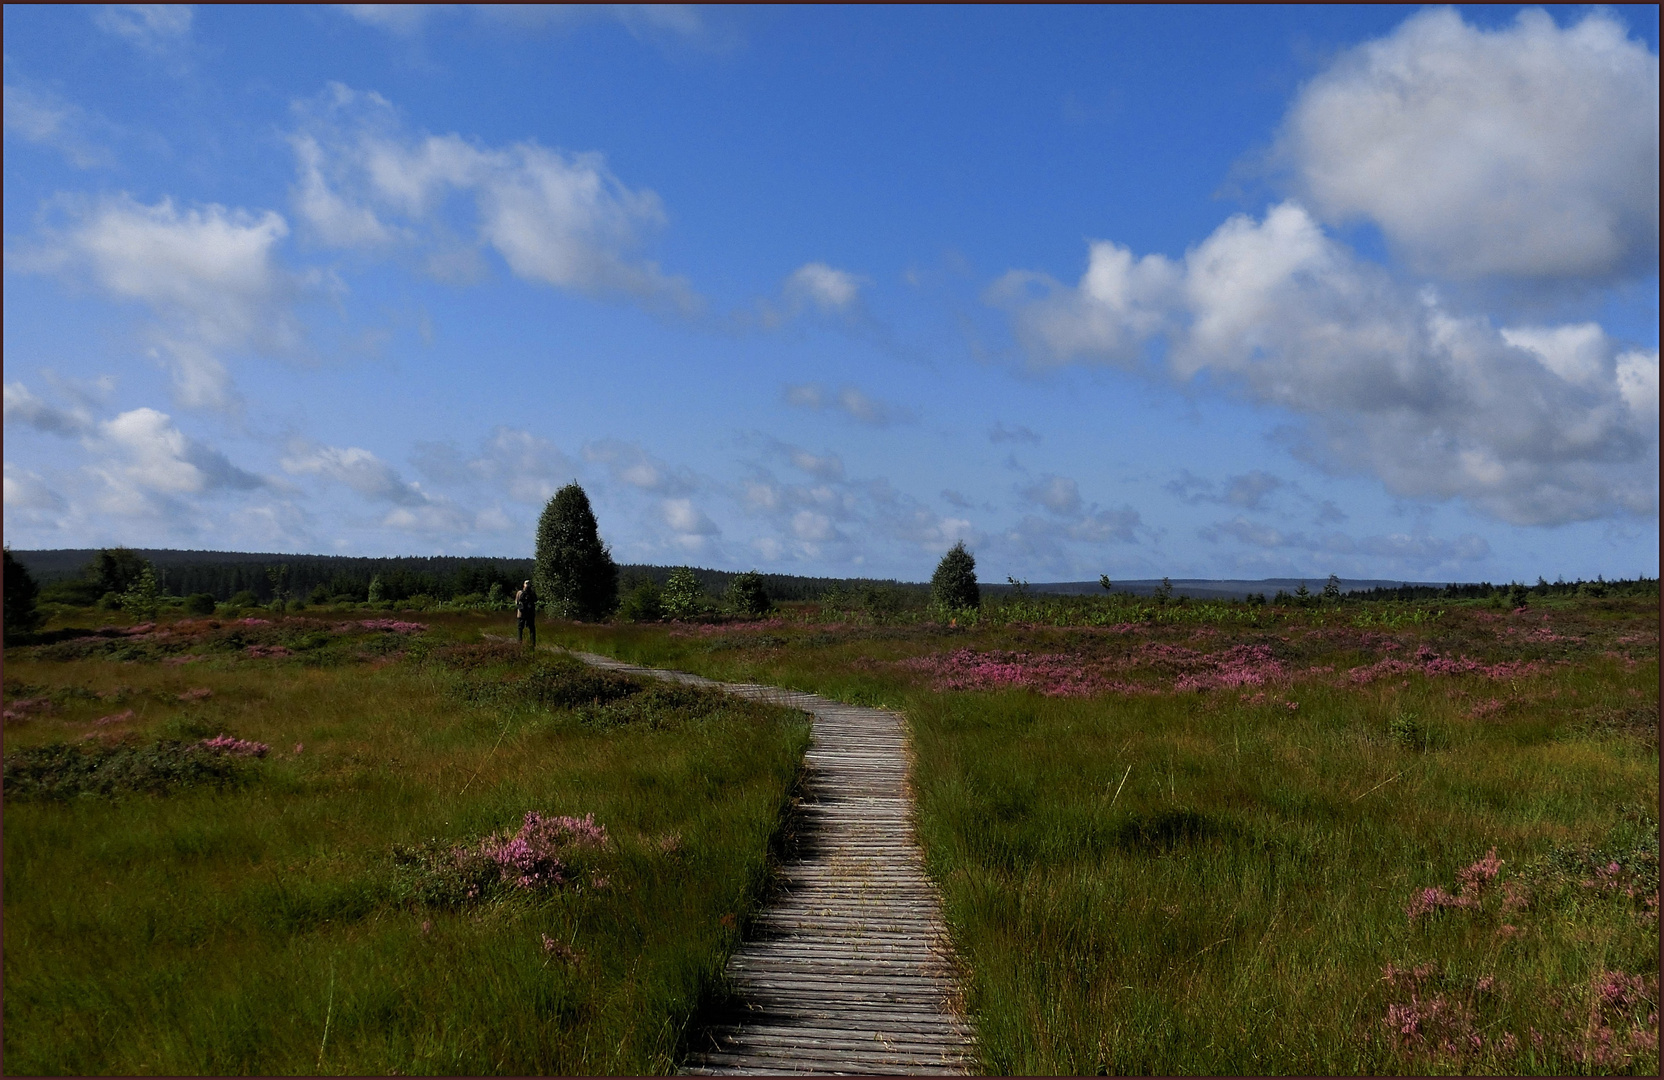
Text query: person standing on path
515 579 537 647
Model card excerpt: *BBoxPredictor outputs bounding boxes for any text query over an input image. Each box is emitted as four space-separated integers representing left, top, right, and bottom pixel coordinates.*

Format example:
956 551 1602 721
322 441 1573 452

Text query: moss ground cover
3 609 809 1074
549 593 1659 1075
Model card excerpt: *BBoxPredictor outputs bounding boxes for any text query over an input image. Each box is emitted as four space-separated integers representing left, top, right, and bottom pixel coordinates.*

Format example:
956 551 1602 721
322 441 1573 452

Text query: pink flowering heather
1349 647 1542 685
900 648 1137 697
200 734 270 757
244 644 292 658
93 709 137 726
473 811 609 892
1407 848 1504 920
176 687 213 701
3 697 54 721
239 617 271 626
348 618 429 634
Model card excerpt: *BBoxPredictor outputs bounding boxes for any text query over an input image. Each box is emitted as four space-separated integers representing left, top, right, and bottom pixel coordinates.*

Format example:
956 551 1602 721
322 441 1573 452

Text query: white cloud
79 407 264 525
994 202 1658 526
336 4 442 36
340 5 719 48
290 85 698 311
23 195 305 410
3 462 67 515
411 427 576 506
1021 474 1082 516
782 382 909 427
1282 7 1658 281
94 5 194 53
1201 515 1491 576
281 441 425 504
784 261 865 312
1615 349 1659 420
662 497 719 536
5 382 94 437
582 438 695 495
1166 469 1285 510
3 83 114 168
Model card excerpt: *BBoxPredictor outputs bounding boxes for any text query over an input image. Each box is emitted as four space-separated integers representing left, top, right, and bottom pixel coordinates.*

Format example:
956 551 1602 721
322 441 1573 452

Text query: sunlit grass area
550 594 1659 1074
3 611 810 1075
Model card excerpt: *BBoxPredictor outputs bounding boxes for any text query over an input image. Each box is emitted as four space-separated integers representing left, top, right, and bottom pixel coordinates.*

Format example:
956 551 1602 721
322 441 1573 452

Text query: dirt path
567 650 975 1076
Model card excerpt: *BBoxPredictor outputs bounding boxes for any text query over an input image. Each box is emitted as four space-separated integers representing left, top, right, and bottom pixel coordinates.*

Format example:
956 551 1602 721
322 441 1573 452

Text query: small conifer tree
120 564 162 621
930 542 980 612
727 570 772 617
535 483 619 621
1322 573 1342 602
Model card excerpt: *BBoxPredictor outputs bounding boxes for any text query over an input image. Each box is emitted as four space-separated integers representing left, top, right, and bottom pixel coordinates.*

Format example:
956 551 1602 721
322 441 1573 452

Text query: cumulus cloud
412 427 575 505
1021 474 1082 516
21 195 306 410
281 441 426 505
1200 515 1491 576
737 441 975 566
994 201 1658 526
94 5 194 54
662 497 719 537
1281 7 1658 281
3 462 67 515
289 84 698 312
339 4 719 48
784 261 866 312
782 382 909 427
5 382 94 437
1166 469 1285 510
3 82 114 168
582 438 696 495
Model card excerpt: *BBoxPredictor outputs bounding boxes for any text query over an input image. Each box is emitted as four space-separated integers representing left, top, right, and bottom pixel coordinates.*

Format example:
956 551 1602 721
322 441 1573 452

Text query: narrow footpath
568 650 976 1076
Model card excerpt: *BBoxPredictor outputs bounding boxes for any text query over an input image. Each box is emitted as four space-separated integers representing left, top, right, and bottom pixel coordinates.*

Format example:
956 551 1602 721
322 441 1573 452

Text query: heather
2 607 809 1074
549 590 1659 1075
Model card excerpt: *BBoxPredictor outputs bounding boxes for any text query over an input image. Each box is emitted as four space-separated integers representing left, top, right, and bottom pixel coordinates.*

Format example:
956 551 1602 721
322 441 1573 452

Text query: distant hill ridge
9 548 1454 604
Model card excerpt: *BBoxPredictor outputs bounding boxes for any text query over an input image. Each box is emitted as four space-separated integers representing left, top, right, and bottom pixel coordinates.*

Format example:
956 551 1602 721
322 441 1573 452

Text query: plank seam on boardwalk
566 650 974 1076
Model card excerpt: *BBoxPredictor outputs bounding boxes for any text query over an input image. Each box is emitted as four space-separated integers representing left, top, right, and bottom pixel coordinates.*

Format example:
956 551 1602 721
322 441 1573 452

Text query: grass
3 610 810 1074
547 594 1659 1075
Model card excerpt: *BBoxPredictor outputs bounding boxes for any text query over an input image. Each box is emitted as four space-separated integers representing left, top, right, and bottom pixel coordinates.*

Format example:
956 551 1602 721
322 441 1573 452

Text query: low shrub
2 737 265 800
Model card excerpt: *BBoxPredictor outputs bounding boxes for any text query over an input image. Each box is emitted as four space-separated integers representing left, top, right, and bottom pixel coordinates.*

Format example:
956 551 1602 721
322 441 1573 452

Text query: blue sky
4 5 1658 584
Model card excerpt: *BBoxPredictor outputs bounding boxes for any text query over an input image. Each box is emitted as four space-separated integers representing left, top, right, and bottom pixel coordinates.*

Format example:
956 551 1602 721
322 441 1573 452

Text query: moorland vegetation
2 533 1657 1075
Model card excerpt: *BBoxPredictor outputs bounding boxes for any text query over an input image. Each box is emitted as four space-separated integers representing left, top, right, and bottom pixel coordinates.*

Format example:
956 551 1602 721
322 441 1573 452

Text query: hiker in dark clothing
515 580 537 646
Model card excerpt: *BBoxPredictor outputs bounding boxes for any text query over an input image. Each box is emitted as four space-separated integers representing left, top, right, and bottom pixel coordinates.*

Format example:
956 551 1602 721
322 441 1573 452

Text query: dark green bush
2 740 256 801
228 590 260 608
618 578 664 622
184 592 217 615
930 541 980 613
4 548 43 640
726 570 772 617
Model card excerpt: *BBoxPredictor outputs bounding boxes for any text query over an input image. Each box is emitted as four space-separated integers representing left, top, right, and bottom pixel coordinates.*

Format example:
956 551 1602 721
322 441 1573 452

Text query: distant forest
8 549 919 605
9 548 1655 607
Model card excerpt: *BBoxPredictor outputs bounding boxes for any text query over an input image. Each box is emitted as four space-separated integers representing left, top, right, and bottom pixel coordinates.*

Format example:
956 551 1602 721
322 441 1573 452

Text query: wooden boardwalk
569 651 976 1076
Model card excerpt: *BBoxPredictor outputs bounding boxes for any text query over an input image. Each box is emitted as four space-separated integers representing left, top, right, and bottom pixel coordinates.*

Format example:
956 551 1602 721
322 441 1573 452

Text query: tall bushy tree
661 566 704 619
4 548 44 641
727 570 772 617
535 483 618 621
91 547 150 596
930 542 980 612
